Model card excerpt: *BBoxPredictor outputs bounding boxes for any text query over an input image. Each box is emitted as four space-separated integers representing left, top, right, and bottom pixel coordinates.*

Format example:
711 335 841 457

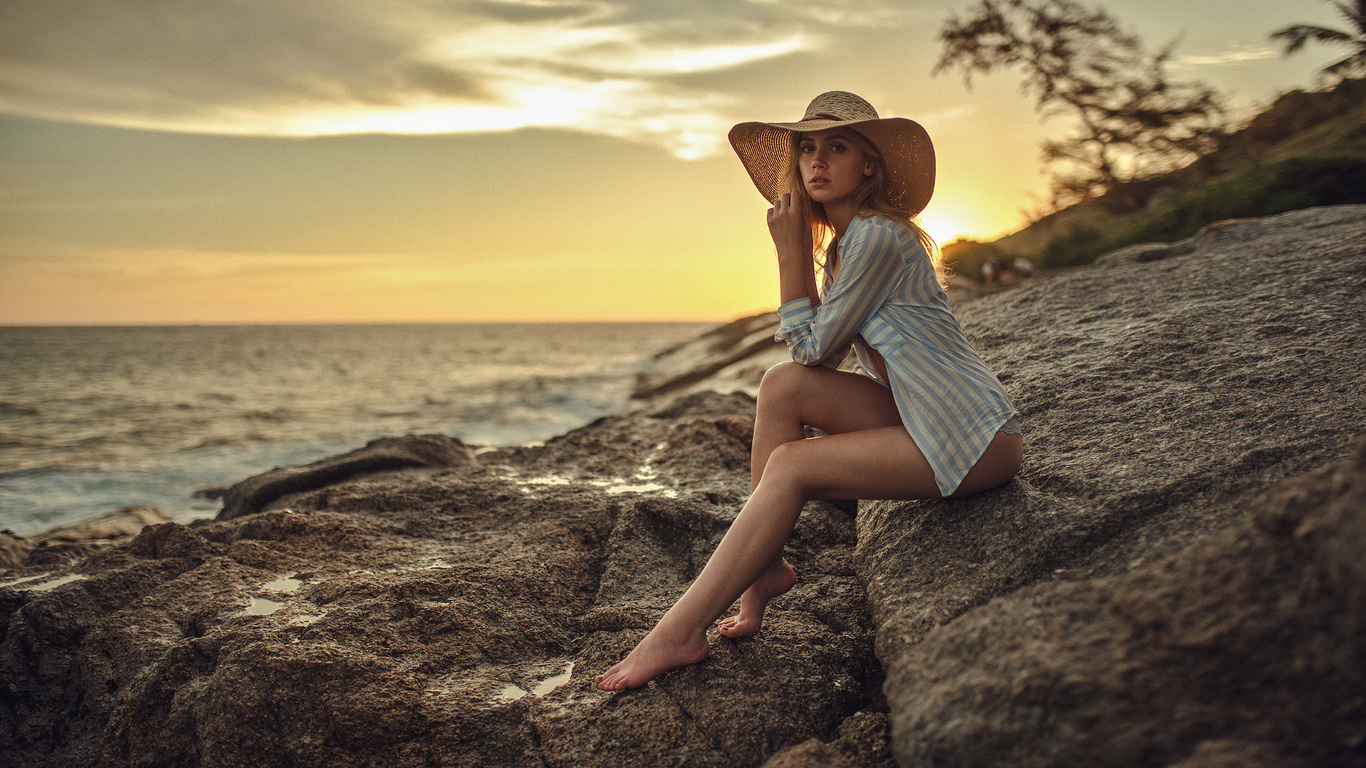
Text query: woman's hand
768 193 818 306
767 193 812 266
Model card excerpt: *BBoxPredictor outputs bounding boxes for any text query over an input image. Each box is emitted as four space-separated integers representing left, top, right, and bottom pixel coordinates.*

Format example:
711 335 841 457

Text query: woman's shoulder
849 214 924 253
851 213 901 232
851 213 917 239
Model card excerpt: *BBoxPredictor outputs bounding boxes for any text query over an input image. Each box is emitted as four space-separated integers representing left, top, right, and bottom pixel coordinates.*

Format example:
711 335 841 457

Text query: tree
1270 0 1366 81
935 0 1225 210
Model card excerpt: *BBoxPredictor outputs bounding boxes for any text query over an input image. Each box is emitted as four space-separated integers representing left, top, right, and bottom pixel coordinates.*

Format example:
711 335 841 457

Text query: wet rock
2 392 877 768
0 505 173 570
217 434 475 520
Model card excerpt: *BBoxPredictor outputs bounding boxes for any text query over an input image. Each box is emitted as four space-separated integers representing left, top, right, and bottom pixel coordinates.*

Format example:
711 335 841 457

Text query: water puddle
532 662 574 696
519 475 572 487
262 575 303 593
605 457 677 497
236 574 305 616
606 482 677 497
496 684 528 703
0 573 51 590
245 597 284 616
31 574 87 591
494 661 575 703
0 573 88 591
504 468 675 497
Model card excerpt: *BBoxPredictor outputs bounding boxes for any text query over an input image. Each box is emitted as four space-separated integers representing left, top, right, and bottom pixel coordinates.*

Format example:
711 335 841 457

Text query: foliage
1034 153 1366 268
1036 224 1107 270
1123 154 1366 240
935 0 1225 211
1271 0 1366 81
1235 78 1366 149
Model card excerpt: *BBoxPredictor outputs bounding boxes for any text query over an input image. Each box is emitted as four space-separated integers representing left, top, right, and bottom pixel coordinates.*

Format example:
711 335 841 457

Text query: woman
595 91 1022 692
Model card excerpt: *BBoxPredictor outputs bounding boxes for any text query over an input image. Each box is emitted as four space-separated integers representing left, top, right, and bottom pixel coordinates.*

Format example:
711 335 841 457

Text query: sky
0 0 1347 324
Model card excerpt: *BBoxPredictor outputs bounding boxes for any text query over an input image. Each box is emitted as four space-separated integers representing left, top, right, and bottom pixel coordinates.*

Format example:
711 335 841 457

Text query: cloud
0 0 860 158
1177 44 1282 67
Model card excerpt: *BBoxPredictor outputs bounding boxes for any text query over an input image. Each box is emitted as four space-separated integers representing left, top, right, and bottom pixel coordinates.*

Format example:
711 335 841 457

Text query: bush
1122 153 1366 244
1037 225 1108 270
1030 153 1366 267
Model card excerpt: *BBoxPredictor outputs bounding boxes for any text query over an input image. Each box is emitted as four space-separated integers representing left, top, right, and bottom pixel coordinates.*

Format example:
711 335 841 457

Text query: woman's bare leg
720 363 904 638
593 364 1022 691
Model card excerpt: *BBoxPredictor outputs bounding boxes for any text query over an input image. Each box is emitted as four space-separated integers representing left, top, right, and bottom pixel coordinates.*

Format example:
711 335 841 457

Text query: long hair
783 130 944 287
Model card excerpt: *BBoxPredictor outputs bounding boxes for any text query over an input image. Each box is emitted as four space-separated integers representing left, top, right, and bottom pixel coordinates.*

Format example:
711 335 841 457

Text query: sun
917 207 975 246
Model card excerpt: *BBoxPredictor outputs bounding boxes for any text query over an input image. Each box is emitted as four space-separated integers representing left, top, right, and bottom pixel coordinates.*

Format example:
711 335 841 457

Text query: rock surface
860 204 1366 766
1 392 881 768
0 505 174 571
216 433 476 521
2 205 1364 767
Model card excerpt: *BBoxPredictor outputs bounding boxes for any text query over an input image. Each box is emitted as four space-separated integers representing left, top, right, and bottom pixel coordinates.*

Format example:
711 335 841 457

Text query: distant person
596 92 1022 691
982 256 1033 287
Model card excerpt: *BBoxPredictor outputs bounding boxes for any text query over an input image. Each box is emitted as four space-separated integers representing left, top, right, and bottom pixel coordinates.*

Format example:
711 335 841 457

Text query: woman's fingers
767 193 812 267
768 194 802 232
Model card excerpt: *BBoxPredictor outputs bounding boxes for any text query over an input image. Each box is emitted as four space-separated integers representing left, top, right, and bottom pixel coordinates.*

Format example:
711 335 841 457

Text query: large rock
892 437 1366 768
216 433 476 520
632 312 787 401
859 204 1366 766
2 205 1364 767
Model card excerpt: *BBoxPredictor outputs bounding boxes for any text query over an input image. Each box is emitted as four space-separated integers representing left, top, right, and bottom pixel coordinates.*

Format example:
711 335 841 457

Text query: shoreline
0 321 715 538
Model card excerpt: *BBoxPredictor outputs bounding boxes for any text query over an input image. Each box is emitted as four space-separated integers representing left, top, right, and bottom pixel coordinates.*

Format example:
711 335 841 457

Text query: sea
0 323 714 537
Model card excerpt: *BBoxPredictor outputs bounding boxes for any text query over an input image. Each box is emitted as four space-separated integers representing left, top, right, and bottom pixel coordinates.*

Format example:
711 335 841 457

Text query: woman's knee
759 440 815 494
758 362 815 406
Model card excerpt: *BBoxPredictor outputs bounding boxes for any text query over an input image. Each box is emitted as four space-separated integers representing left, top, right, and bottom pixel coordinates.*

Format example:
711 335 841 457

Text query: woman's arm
776 219 903 366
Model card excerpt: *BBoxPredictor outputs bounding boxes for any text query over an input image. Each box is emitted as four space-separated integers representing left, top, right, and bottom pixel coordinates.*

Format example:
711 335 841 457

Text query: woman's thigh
763 425 943 500
756 362 1022 499
757 362 904 436
765 426 1021 501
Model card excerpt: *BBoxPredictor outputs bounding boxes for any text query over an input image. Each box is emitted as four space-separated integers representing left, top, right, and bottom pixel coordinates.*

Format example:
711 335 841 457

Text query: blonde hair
785 130 944 286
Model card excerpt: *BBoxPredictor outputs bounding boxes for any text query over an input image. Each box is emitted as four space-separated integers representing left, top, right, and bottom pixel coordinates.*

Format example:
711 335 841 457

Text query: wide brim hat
728 91 935 217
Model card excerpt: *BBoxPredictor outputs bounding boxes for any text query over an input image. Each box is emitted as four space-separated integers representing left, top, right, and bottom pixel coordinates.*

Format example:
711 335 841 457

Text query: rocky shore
3 205 1365 767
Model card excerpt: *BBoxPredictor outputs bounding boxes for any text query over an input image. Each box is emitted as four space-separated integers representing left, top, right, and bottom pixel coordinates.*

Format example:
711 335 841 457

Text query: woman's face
797 129 875 207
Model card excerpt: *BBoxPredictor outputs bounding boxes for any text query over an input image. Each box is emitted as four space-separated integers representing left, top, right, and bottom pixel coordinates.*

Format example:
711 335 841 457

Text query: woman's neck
825 199 859 238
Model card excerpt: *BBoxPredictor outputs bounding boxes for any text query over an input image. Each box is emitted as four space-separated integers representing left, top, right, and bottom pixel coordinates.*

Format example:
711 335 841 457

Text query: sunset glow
0 0 1341 324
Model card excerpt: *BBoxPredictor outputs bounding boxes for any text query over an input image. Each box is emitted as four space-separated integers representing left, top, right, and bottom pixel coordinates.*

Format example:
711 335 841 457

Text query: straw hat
728 91 935 216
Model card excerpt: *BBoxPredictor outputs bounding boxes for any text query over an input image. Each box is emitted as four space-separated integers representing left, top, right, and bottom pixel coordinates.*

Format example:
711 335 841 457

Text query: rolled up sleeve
774 219 902 367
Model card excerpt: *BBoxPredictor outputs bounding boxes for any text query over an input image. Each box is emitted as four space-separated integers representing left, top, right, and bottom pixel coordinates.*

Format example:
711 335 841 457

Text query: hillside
943 77 1366 278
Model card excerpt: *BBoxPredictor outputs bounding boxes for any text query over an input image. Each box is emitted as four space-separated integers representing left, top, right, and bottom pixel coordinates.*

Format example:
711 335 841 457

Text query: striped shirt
775 214 1017 496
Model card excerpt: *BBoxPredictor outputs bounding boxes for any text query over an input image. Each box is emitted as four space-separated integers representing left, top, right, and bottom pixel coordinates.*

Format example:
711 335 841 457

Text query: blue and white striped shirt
775 214 1017 496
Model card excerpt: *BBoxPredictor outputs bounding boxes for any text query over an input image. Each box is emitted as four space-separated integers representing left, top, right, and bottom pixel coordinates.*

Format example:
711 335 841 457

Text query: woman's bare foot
595 623 710 691
716 558 796 639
